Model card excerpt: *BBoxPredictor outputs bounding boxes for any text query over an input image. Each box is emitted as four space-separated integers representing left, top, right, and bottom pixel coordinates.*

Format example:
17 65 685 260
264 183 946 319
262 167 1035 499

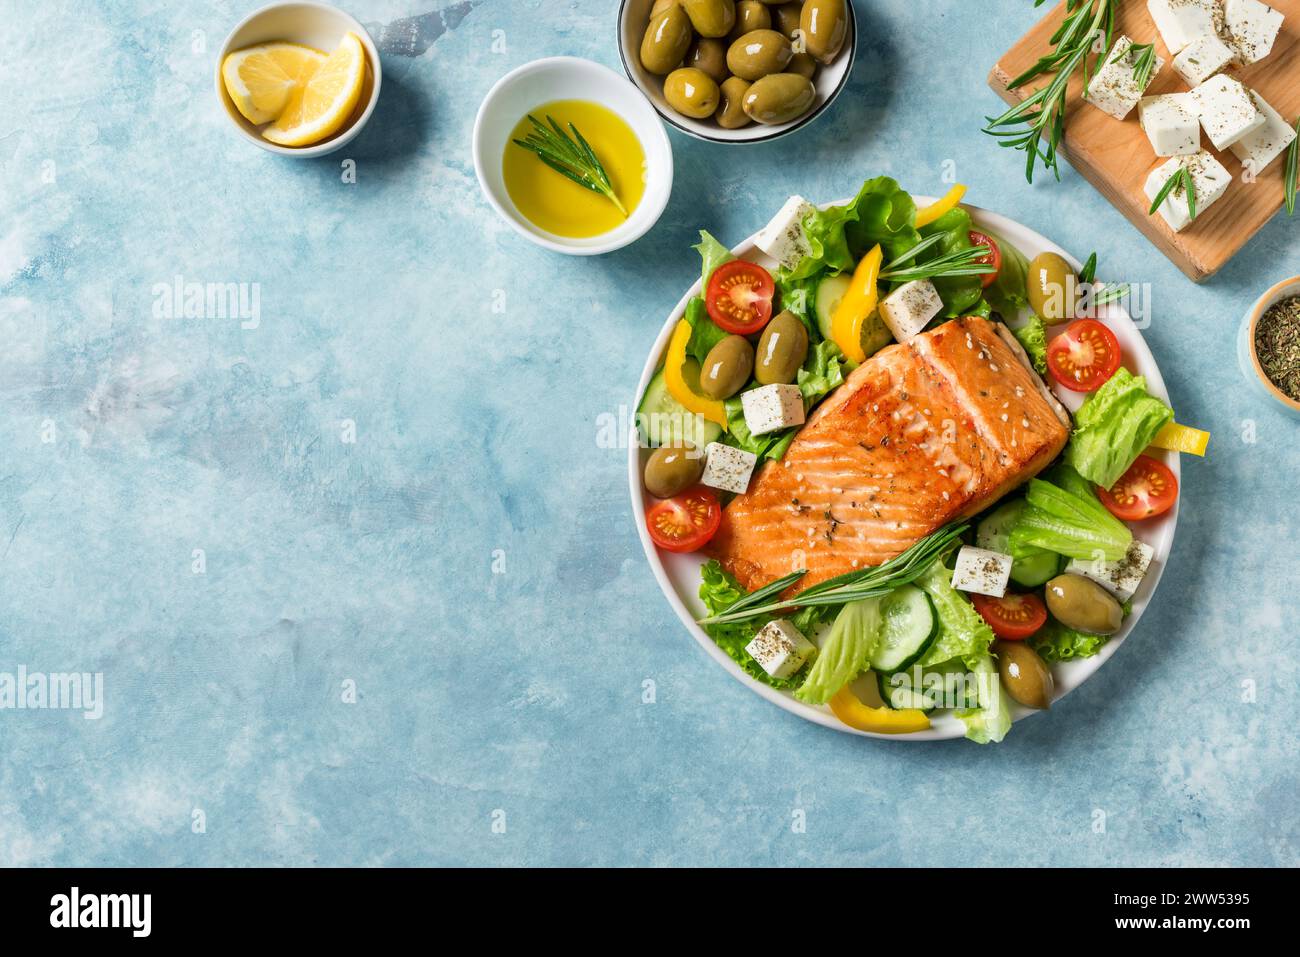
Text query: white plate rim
626 196 1180 741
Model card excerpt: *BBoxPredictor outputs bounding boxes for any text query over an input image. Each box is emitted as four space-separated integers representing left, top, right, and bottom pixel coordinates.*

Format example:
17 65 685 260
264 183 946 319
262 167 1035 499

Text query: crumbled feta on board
1228 90 1298 174
1192 73 1265 149
740 383 804 436
1147 0 1224 55
1172 32 1236 86
951 546 1013 598
1139 93 1201 156
1222 0 1284 65
745 619 816 679
701 442 757 495
753 195 815 272
1066 541 1155 603
1144 151 1232 231
878 279 943 343
1084 35 1164 120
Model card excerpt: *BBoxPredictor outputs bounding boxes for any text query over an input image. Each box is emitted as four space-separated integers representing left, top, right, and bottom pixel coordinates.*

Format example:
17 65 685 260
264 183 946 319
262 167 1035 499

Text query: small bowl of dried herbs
1240 276 1300 417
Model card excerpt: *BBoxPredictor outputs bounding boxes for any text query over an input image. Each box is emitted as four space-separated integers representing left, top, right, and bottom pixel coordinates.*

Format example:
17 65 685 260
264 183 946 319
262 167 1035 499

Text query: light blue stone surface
1 0 1298 867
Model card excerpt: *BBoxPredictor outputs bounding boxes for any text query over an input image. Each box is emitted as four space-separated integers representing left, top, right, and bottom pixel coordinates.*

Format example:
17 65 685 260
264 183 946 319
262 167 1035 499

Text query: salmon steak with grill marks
706 316 1071 594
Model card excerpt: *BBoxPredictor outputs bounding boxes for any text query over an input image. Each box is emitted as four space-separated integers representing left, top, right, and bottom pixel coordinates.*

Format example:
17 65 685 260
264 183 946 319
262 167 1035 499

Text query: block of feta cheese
1084 35 1165 120
878 279 943 343
753 195 815 272
1066 540 1155 603
1192 73 1265 149
740 383 804 436
1222 0 1284 64
1172 32 1236 86
1229 90 1298 174
951 546 1013 598
1147 0 1224 55
1144 151 1232 230
745 619 816 680
701 442 757 495
1139 93 1201 156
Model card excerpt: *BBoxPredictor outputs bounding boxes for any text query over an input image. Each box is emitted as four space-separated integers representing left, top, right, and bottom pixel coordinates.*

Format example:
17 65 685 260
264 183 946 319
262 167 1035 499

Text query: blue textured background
1 0 1297 867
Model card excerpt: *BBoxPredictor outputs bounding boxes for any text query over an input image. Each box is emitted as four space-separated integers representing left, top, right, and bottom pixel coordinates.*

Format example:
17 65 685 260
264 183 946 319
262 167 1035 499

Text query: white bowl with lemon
217 1 381 156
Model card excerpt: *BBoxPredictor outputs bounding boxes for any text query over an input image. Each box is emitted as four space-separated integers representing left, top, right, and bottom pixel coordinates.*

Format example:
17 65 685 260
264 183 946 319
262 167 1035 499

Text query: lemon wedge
263 32 367 147
222 42 326 125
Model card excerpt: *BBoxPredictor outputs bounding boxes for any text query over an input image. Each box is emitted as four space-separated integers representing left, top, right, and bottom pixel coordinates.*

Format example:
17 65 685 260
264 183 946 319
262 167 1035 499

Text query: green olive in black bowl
742 72 815 124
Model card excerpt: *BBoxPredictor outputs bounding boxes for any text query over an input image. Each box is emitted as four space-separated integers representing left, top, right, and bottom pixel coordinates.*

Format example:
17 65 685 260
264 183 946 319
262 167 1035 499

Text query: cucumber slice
976 500 1062 587
868 585 938 673
876 671 935 712
813 272 893 358
637 366 723 450
878 660 980 711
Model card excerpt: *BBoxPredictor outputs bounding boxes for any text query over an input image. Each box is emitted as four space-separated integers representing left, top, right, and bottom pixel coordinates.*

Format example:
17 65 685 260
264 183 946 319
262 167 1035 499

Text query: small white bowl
215 1 382 158
472 56 673 256
1237 274 1300 418
617 0 856 144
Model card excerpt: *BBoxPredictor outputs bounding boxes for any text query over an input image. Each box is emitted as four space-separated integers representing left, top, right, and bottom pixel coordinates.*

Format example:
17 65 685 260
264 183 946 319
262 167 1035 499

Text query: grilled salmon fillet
706 316 1070 594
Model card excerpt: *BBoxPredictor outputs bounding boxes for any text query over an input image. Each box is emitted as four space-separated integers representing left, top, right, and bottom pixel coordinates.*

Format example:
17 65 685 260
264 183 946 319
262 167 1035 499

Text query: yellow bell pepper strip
914 183 967 228
1150 422 1210 457
828 686 930 734
665 319 728 430
830 244 883 364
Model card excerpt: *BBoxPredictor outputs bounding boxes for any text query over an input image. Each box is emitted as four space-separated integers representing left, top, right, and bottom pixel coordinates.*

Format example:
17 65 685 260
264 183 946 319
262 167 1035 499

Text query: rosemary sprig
880 243 996 283
1285 118 1299 216
511 114 627 217
1148 165 1197 220
1129 42 1157 90
697 524 968 626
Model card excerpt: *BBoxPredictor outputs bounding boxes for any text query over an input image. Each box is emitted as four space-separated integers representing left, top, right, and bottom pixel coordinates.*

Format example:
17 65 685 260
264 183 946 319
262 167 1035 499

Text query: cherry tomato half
646 485 722 553
1097 454 1178 521
706 260 775 335
969 230 1002 289
970 592 1048 641
1046 319 1122 392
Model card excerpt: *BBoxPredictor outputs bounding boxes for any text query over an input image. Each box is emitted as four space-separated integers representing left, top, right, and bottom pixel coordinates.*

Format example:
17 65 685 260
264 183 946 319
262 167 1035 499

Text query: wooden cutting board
989 0 1299 281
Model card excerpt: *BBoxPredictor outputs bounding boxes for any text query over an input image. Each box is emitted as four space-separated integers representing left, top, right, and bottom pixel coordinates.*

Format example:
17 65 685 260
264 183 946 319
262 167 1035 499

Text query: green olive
663 67 721 118
773 2 804 39
754 311 808 384
1045 574 1124 635
651 0 679 14
731 1 772 39
727 29 793 80
1026 251 1076 323
687 37 729 83
786 50 816 79
800 0 848 63
644 445 706 499
995 640 1054 710
641 5 694 75
700 335 754 399
715 76 753 128
742 72 815 123
681 0 736 38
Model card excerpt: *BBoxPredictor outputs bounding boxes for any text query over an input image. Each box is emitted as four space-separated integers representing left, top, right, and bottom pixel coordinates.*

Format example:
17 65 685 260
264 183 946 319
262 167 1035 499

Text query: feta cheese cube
740 383 804 436
1147 0 1224 55
1172 32 1236 86
1083 35 1164 120
745 619 816 680
1229 90 1298 174
878 279 943 343
1139 93 1201 156
1143 151 1232 231
1066 540 1155 602
950 546 1013 598
1222 0 1284 65
1192 73 1265 149
753 195 815 272
701 442 757 495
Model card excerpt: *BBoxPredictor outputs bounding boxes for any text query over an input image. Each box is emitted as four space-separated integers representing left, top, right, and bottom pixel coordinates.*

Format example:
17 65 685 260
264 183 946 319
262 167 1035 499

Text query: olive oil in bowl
502 99 646 239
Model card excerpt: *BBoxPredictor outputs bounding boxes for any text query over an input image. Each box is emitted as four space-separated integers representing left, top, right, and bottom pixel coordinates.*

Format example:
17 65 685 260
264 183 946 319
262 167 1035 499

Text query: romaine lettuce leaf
1065 367 1173 489
694 229 733 287
684 231 736 363
916 559 996 669
1008 471 1133 561
1030 621 1110 663
795 597 882 705
957 654 1012 744
1014 315 1048 375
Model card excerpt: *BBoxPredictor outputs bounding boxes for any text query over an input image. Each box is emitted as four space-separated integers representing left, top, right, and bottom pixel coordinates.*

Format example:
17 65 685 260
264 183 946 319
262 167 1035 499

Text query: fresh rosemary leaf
512 114 628 217
1286 118 1299 216
879 244 996 283
1129 42 1157 90
1079 252 1098 285
1148 166 1196 219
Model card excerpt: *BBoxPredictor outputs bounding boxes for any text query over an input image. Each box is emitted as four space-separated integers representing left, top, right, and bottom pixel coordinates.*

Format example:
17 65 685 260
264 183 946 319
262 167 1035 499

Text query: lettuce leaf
1014 315 1048 375
694 229 733 286
1065 368 1174 489
1008 471 1133 561
783 177 920 281
1030 621 1110 663
915 560 996 669
795 597 882 705
684 231 736 363
983 227 1031 321
957 655 1012 744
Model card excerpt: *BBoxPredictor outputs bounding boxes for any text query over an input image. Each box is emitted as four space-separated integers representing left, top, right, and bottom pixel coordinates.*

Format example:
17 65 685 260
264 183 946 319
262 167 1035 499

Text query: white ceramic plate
628 197 1180 740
